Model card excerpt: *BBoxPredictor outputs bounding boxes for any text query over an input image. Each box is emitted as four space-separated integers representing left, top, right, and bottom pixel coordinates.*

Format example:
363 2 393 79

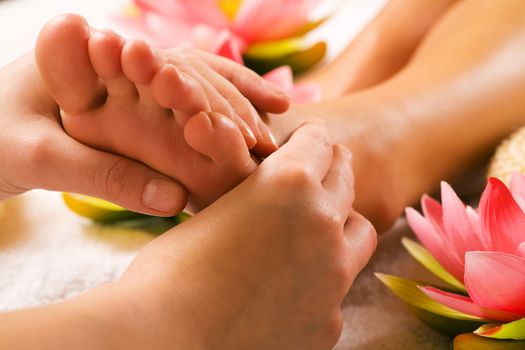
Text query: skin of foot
0 121 377 350
0 51 192 215
35 14 290 211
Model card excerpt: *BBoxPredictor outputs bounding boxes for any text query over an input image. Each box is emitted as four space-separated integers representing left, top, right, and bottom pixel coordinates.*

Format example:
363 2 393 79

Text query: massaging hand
117 120 377 349
0 53 189 215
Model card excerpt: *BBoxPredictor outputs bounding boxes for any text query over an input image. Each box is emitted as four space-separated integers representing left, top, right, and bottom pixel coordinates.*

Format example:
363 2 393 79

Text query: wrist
56 282 140 350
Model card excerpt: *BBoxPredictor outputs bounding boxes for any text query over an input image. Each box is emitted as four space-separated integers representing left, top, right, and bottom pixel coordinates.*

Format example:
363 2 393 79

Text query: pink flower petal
421 194 446 235
181 0 229 28
466 205 487 249
289 83 321 104
441 182 486 263
215 34 245 64
234 0 285 42
262 66 319 104
465 251 525 316
143 12 194 47
479 177 525 253
111 14 155 43
135 0 182 17
510 172 525 212
406 208 464 280
517 243 525 258
253 0 319 41
420 286 523 322
263 66 294 92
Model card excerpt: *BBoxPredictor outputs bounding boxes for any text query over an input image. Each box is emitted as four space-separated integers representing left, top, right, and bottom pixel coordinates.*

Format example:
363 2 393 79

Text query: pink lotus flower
113 0 326 103
406 175 525 324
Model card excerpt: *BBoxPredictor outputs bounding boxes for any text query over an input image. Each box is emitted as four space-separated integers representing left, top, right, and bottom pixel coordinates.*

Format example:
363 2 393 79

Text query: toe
89 29 123 80
121 39 160 84
151 64 210 126
121 39 161 104
35 13 104 114
184 112 256 173
88 29 137 98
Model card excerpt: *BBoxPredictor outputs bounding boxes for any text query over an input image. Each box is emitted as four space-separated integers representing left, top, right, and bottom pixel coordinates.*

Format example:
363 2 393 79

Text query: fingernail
142 179 182 213
259 121 278 148
235 115 257 149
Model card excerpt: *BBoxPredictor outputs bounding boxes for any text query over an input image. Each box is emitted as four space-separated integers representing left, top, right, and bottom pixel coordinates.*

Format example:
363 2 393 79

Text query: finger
196 50 291 113
190 62 278 154
27 129 187 216
322 145 354 218
265 118 333 180
151 64 211 127
343 212 377 274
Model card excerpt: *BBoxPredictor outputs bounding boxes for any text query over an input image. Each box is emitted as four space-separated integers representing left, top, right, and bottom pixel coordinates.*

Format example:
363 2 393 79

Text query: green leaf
402 237 467 293
454 332 525 350
375 273 481 320
244 18 328 61
63 193 192 224
63 193 145 222
375 273 485 336
475 317 525 340
244 38 304 60
244 41 326 75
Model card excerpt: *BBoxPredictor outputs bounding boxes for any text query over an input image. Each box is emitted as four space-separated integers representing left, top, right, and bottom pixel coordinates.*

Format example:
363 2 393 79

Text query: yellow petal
219 0 242 20
63 193 145 223
244 41 326 75
245 38 304 60
454 332 525 349
123 4 142 18
402 237 467 293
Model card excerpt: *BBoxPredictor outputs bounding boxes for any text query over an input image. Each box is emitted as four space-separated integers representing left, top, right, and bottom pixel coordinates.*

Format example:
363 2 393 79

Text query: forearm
0 284 136 350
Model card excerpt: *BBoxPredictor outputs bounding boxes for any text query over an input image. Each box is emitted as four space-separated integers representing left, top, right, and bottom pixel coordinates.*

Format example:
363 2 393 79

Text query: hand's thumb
24 134 187 216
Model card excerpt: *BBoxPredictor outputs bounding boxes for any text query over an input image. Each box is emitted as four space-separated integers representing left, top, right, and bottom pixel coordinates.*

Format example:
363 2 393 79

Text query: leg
301 0 459 98
269 0 525 231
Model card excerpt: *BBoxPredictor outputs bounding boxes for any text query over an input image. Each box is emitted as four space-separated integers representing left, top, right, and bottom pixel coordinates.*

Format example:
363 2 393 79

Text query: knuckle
17 134 55 186
227 93 251 110
348 213 378 268
25 134 54 166
229 68 247 86
279 162 317 188
315 209 343 235
93 158 132 199
259 161 317 192
321 312 344 348
360 217 378 256
334 265 353 291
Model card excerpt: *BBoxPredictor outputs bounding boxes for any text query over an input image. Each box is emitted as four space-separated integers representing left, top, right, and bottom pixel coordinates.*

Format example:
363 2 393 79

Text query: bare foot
34 14 283 210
